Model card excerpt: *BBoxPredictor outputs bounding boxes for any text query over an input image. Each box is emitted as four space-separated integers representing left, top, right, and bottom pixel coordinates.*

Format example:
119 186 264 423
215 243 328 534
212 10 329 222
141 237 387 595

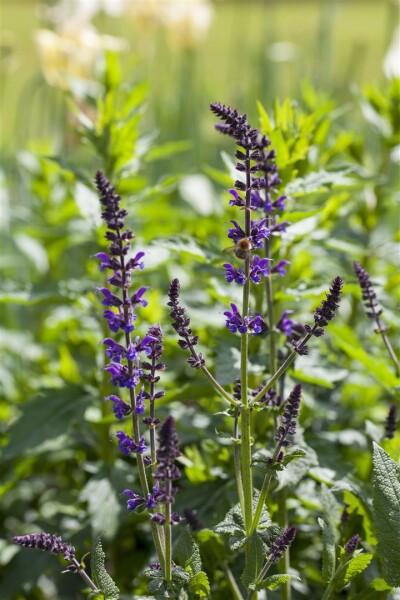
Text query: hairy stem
70 557 100 592
164 482 172 583
278 488 290 600
233 407 245 516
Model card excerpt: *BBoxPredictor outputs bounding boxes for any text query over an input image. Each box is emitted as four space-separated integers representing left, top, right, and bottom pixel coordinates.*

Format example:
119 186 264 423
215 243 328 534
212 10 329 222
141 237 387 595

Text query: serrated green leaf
174 527 202 575
318 517 337 583
372 443 400 586
240 533 266 588
341 489 376 545
214 503 245 538
333 552 373 588
90 535 120 600
188 571 210 598
257 573 301 590
276 439 319 490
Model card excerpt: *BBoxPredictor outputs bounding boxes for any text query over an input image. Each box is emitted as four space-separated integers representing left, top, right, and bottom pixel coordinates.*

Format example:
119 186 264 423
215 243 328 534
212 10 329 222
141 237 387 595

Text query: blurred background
1 0 398 165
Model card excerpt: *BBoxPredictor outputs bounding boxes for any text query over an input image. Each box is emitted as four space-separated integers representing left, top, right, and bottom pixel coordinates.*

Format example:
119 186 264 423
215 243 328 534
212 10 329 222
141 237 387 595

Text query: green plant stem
250 412 288 534
183 334 236 406
234 407 245 517
246 557 274 600
71 557 100 592
225 564 245 600
199 363 237 406
252 331 313 404
278 488 290 600
164 484 172 583
376 319 400 377
321 581 336 600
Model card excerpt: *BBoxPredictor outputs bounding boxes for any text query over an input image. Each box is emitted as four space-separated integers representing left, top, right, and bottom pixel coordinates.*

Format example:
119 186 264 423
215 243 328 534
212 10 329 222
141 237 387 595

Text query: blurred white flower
34 22 128 89
45 0 128 25
130 0 214 48
383 26 400 79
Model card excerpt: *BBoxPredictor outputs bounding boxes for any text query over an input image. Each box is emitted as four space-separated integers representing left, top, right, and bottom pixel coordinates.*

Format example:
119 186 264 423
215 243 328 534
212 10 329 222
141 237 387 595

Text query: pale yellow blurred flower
130 0 214 49
383 26 400 79
34 22 128 89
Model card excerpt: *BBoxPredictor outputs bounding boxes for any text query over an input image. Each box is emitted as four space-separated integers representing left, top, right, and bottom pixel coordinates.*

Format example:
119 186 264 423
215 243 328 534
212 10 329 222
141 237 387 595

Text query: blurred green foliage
0 16 399 599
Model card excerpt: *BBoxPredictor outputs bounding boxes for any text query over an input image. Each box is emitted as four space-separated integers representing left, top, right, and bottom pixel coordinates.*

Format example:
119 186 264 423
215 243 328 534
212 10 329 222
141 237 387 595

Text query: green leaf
145 140 192 162
257 573 301 590
318 517 337 583
174 527 202 576
372 443 400 586
286 168 356 196
353 577 392 599
240 532 266 589
332 552 373 588
329 325 400 390
188 571 211 598
80 476 121 537
276 438 319 490
196 529 225 564
90 535 120 600
155 235 208 261
2 387 89 459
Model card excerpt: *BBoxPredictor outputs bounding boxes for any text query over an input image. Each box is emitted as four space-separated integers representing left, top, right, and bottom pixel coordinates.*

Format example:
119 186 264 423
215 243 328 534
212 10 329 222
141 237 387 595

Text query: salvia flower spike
354 261 400 376
94 171 167 575
384 404 397 439
12 533 76 561
11 533 99 592
344 533 360 555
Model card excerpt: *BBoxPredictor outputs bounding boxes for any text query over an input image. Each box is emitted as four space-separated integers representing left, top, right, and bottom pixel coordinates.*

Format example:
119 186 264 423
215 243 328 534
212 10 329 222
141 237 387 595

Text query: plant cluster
3 64 399 600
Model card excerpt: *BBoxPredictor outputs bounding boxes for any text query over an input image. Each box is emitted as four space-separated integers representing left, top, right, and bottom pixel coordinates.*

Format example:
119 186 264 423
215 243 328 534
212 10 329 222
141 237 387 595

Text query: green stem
321 581 336 600
234 407 245 517
252 332 313 404
278 488 290 600
225 564 245 600
164 485 172 583
199 363 237 406
71 558 100 592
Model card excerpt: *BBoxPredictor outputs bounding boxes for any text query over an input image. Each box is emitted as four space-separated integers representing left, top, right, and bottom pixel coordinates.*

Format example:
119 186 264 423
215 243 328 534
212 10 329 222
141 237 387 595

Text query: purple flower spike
269 527 297 563
99 287 122 307
125 252 145 273
272 260 290 277
12 533 76 562
314 276 344 328
106 394 131 420
116 431 137 456
224 303 243 333
274 384 302 447
135 387 147 414
102 338 125 362
123 489 145 511
130 286 148 307
229 188 245 208
223 263 246 284
249 255 271 283
277 310 294 336
224 303 266 335
344 534 360 555
103 309 122 333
